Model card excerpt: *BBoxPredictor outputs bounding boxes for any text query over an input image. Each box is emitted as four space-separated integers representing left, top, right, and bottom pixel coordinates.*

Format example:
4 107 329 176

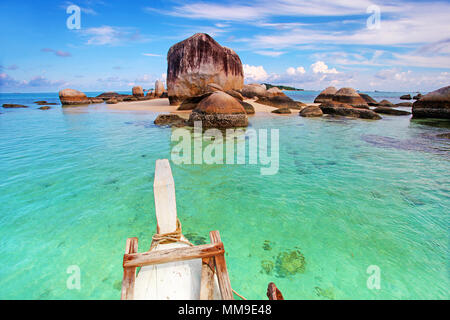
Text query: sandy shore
107 97 319 116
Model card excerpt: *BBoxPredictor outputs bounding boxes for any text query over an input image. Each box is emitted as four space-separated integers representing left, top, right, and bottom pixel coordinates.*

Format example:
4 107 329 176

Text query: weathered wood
123 242 224 268
121 237 138 300
267 282 284 300
200 257 215 300
154 159 178 234
209 231 234 300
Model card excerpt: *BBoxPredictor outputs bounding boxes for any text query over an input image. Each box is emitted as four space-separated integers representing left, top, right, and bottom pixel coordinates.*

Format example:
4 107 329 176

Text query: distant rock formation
97 92 122 100
155 80 165 97
395 102 413 107
320 102 381 120
314 87 337 103
300 106 323 117
38 106 51 110
412 86 450 119
400 94 412 100
332 88 368 108
59 89 91 105
167 33 244 105
132 86 144 97
413 93 422 100
187 91 248 128
2 104 28 108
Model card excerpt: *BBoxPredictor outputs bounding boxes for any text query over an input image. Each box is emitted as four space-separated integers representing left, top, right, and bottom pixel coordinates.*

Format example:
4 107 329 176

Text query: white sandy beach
106 97 319 116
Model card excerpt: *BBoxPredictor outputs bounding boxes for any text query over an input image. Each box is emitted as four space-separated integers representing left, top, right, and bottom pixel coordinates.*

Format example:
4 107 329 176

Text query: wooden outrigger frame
121 159 233 300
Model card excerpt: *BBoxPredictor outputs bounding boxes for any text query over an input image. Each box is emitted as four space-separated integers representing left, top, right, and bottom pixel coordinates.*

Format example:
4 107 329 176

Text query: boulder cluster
412 86 450 119
58 81 168 106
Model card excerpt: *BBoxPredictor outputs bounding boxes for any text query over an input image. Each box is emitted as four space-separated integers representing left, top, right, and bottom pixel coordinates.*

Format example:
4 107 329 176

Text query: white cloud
255 51 286 57
286 67 306 75
79 26 150 46
142 53 162 57
243 64 269 82
311 61 338 74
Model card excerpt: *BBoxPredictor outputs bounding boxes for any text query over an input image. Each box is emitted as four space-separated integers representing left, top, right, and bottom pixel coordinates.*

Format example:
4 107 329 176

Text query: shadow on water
361 134 449 155
410 118 450 129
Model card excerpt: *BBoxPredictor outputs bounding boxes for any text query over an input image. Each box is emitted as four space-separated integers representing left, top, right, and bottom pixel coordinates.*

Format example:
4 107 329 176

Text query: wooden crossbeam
123 242 224 268
121 237 138 300
209 231 234 300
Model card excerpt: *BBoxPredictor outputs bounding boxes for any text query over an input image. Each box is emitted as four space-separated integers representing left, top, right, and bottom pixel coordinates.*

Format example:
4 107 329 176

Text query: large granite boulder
256 95 306 110
242 84 267 98
187 91 248 128
167 33 244 105
395 102 413 107
320 102 381 120
300 106 323 117
178 93 213 111
240 101 255 114
332 88 368 108
412 86 450 119
267 87 285 97
314 87 337 103
373 107 411 115
59 89 91 105
378 99 395 107
132 86 144 97
359 93 378 106
155 80 165 97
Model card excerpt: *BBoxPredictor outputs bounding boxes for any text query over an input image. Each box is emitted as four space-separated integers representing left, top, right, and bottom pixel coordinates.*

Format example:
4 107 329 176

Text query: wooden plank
154 159 177 234
209 231 234 300
123 242 225 268
200 257 215 300
121 237 138 300
267 282 284 300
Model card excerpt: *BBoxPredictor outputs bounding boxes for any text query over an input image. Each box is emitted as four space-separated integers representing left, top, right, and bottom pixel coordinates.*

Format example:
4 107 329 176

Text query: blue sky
0 0 449 92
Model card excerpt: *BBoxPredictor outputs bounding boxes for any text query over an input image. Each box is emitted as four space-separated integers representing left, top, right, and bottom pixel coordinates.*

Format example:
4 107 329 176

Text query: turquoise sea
0 91 448 300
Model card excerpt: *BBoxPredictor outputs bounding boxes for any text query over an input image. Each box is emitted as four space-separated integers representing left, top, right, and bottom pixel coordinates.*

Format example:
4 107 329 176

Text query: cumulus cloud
243 64 269 82
286 67 306 75
311 61 338 74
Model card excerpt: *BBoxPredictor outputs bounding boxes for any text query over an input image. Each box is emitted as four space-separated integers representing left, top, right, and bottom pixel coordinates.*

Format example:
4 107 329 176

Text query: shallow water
0 92 448 300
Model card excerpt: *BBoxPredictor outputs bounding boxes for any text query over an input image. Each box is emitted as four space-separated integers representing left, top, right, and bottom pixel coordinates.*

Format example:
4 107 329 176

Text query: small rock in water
272 107 291 114
300 106 323 117
38 106 51 110
436 132 450 139
373 107 411 115
154 114 187 127
261 260 274 275
400 94 412 100
275 249 306 277
2 104 28 108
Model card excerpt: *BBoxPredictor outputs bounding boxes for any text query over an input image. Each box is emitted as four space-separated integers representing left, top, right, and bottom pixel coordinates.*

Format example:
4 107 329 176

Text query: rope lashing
149 219 248 300
149 218 194 251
